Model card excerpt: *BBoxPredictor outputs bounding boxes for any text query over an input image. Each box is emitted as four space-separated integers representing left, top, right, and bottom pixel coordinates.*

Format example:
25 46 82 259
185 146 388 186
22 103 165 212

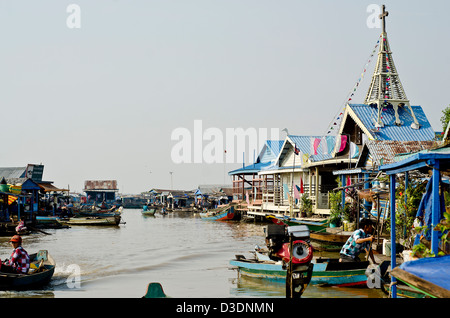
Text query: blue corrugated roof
228 161 275 175
257 140 284 163
348 104 435 141
288 135 335 162
228 140 283 175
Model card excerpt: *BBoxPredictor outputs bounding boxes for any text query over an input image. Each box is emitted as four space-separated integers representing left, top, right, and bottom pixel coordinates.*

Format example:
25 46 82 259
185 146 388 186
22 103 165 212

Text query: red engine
275 240 313 264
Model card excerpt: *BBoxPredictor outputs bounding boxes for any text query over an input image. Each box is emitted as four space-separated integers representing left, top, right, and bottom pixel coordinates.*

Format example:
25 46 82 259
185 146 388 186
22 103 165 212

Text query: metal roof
287 135 335 162
362 140 440 166
0 167 26 179
348 104 435 141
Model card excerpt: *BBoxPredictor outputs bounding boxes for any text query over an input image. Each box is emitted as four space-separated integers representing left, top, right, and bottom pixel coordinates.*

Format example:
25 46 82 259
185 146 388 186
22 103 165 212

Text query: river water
0 209 386 298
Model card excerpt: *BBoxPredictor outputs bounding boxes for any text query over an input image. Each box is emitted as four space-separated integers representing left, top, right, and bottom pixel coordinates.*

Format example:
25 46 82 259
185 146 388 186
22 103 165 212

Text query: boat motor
264 224 314 298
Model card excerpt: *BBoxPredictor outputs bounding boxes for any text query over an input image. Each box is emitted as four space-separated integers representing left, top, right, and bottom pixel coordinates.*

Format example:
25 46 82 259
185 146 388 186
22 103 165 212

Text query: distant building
83 180 119 203
0 164 44 182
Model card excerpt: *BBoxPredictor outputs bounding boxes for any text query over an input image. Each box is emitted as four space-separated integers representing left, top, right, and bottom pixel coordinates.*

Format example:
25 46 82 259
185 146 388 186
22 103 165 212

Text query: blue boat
390 255 450 298
230 254 372 287
200 205 236 221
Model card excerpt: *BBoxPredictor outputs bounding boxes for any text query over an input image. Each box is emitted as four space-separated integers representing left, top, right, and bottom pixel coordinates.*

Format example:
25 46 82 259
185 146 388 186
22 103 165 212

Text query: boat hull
229 258 369 287
141 208 157 216
0 251 55 290
200 206 235 221
62 215 121 226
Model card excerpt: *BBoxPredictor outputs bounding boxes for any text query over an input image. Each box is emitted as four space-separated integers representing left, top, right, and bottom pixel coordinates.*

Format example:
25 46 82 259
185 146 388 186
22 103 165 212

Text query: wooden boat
75 206 123 218
199 205 235 221
389 255 450 298
61 215 121 226
230 254 371 287
0 250 55 290
35 216 62 225
309 231 351 251
267 215 328 232
141 207 157 216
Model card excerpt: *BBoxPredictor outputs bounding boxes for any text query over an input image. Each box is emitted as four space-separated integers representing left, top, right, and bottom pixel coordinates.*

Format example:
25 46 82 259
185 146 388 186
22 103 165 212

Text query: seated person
1 235 30 274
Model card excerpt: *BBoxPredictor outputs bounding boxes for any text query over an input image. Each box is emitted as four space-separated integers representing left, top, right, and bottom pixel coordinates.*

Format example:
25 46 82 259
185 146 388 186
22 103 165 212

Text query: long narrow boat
61 215 121 226
200 205 236 221
35 216 62 225
0 250 55 290
230 254 371 287
389 255 450 298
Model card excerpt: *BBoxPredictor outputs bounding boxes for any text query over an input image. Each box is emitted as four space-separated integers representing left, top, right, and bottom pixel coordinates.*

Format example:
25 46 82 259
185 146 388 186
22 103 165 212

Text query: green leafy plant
412 211 450 258
300 194 313 217
329 191 342 226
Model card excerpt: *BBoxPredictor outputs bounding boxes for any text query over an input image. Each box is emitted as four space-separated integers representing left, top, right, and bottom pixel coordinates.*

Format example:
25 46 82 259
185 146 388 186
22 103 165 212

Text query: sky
1 0 449 194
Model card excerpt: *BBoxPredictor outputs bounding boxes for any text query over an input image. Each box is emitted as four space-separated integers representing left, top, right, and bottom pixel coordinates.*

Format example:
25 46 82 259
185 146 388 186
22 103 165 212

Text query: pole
389 173 397 298
290 144 296 218
431 160 440 255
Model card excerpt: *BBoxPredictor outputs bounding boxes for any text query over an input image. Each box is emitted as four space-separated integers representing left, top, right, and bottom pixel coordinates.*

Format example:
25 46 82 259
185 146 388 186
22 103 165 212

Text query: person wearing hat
339 218 377 264
1 235 30 274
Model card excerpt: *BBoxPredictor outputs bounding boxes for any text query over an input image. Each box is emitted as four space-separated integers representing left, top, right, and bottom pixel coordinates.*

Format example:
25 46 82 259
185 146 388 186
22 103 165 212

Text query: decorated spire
364 5 420 129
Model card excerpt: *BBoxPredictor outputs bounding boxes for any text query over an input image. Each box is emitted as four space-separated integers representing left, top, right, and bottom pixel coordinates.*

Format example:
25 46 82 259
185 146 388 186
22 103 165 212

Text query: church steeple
364 5 420 129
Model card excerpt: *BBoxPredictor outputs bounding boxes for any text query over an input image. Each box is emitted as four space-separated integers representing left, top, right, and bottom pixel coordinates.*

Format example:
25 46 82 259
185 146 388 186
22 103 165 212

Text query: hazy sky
1 1 449 194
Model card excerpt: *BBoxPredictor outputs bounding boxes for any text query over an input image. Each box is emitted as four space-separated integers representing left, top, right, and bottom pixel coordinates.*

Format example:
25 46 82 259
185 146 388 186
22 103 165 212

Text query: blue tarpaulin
399 255 450 291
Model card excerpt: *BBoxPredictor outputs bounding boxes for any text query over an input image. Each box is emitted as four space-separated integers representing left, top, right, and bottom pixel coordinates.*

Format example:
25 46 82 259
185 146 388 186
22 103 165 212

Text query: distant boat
0 250 55 290
61 215 121 226
199 205 236 221
230 253 373 287
35 216 61 224
141 207 156 216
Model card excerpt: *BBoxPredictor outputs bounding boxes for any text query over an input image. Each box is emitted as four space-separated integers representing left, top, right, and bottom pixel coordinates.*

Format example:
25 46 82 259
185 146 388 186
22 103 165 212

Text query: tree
439 105 450 133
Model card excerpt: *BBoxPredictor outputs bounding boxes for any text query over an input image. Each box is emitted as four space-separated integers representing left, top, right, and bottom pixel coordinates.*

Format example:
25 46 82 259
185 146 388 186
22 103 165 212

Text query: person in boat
339 218 377 264
15 217 27 234
1 235 30 274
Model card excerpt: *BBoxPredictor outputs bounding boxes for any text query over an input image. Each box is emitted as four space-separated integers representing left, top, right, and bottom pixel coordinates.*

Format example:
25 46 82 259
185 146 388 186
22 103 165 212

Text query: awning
38 183 69 193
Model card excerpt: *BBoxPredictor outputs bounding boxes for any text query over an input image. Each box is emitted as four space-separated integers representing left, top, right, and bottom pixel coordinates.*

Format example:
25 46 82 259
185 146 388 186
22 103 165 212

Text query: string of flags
324 35 382 136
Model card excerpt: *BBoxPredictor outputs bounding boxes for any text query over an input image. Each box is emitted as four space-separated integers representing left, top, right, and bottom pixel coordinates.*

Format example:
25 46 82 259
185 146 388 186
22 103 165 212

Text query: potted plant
328 191 342 228
300 194 313 218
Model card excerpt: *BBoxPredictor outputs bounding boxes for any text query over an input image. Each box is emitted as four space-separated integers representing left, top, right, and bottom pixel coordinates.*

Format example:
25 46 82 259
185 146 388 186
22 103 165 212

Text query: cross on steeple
379 4 389 34
364 5 421 130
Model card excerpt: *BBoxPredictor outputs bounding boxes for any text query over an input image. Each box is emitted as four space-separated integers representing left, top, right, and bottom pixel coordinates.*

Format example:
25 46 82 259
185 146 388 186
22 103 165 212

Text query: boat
35 216 62 225
141 207 157 216
61 215 121 226
309 230 351 251
0 250 55 290
266 215 329 232
75 205 123 218
230 253 372 287
199 205 236 221
142 282 168 298
389 255 450 298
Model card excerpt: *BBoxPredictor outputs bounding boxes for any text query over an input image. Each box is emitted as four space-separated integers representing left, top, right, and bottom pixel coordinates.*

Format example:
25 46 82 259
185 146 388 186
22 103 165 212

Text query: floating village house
0 164 68 224
84 180 119 205
195 184 233 208
230 6 436 220
228 140 283 214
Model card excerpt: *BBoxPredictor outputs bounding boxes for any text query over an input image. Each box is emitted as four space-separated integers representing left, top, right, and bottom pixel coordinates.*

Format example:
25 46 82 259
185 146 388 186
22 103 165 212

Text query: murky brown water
0 209 386 298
